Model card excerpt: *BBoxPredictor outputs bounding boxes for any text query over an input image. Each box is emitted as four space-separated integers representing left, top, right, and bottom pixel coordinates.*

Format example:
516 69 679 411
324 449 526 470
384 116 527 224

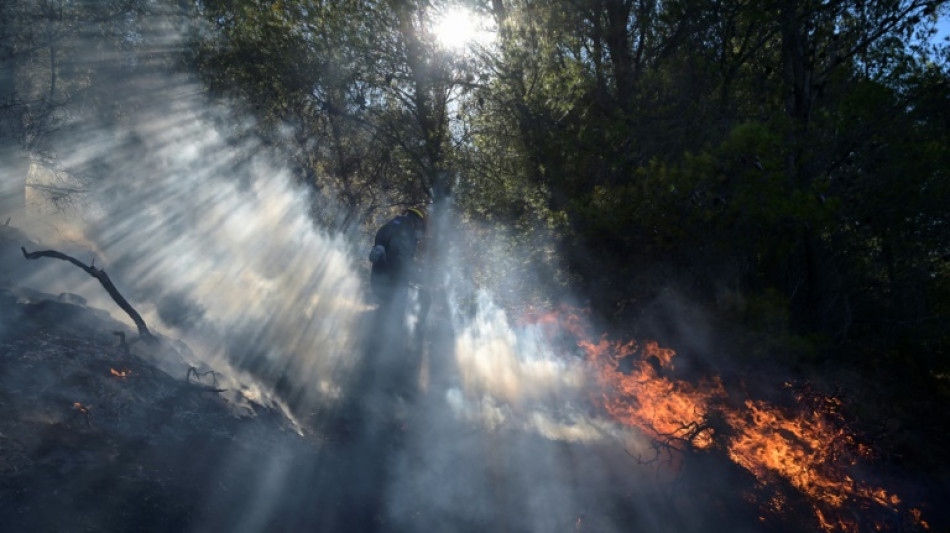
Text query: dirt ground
2 223 941 533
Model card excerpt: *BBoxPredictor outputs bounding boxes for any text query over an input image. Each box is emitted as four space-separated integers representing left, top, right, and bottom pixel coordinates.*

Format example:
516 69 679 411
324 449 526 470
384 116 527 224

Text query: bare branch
187 366 220 388
21 247 155 343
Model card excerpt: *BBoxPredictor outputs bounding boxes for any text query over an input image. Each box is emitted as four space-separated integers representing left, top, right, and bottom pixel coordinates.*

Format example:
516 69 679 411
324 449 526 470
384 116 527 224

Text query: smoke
0 6 770 533
449 291 594 433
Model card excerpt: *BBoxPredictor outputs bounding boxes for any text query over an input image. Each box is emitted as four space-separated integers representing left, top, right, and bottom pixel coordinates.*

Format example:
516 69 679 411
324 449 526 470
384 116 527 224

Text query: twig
187 366 219 387
186 367 226 393
21 247 156 343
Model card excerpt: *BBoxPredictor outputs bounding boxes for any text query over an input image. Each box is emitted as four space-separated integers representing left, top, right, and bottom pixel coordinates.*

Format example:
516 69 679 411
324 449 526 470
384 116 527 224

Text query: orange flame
72 402 89 414
110 368 132 378
531 308 916 532
586 337 724 450
911 508 930 530
723 398 901 511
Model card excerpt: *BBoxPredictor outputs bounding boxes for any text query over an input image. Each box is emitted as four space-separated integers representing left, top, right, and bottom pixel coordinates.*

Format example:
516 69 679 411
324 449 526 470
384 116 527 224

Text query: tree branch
21 247 156 343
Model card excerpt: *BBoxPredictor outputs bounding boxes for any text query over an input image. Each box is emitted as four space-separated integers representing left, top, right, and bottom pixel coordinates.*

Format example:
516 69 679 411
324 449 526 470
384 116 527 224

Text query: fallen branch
21 247 156 343
186 367 226 393
187 366 219 387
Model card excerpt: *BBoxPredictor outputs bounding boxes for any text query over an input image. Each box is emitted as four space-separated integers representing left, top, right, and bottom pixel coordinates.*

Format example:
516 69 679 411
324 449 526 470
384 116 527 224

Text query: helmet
406 206 426 220
405 206 427 232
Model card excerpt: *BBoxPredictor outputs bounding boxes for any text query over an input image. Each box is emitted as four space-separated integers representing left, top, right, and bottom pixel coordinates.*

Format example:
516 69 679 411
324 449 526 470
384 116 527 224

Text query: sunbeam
0 1 943 532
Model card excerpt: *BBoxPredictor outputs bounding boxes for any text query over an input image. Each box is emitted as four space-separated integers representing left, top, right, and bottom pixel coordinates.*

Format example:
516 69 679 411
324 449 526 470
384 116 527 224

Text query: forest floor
0 223 732 533
0 223 945 533
0 234 307 531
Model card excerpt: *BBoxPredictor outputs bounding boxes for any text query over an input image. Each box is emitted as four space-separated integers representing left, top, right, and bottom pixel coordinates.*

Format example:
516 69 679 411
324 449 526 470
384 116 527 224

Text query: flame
723 398 902 513
530 308 919 532
110 368 133 378
910 508 930 530
72 402 89 414
586 337 724 450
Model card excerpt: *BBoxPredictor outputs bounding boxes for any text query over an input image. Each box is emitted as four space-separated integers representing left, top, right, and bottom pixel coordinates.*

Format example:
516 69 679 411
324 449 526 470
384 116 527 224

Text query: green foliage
10 0 949 408
0 0 152 157
191 0 467 226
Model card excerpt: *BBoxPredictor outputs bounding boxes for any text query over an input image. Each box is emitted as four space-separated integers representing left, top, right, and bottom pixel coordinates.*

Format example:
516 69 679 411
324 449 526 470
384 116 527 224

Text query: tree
192 0 486 228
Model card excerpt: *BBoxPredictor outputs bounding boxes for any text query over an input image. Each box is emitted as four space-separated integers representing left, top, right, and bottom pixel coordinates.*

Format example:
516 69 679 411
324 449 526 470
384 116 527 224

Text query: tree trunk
393 0 446 200
604 0 636 112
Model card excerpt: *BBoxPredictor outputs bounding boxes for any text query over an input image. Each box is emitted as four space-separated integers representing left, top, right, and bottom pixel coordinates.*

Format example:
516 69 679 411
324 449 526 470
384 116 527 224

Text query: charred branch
187 366 220 388
186 367 226 394
629 415 719 467
21 247 156 343
627 439 673 467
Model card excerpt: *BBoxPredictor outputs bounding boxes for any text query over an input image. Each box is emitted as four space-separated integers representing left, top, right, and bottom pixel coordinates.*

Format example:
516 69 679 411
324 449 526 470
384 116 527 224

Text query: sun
431 6 488 50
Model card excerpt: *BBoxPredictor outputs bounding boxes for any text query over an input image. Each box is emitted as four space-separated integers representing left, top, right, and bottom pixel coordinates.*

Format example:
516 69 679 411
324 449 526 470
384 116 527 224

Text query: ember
73 402 92 427
533 308 920 532
110 368 133 378
911 508 930 530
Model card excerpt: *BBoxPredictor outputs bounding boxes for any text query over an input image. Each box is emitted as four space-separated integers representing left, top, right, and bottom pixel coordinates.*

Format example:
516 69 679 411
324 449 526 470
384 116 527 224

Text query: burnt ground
0 289 305 532
0 223 943 533
0 290 759 533
0 223 754 533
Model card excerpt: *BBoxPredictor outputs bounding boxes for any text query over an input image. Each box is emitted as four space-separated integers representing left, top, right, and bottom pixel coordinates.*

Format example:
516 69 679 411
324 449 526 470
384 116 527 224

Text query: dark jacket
369 215 421 298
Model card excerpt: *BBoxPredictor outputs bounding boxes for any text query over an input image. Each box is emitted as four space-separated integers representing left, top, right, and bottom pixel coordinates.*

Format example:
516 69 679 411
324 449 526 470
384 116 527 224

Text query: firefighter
368 206 427 305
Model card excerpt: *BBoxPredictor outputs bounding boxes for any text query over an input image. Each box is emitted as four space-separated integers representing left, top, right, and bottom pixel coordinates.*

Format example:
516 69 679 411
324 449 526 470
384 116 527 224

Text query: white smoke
1 7 705 532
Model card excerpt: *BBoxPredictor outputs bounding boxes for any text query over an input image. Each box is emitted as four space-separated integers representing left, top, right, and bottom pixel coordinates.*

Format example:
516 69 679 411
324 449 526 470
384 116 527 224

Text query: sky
937 9 950 44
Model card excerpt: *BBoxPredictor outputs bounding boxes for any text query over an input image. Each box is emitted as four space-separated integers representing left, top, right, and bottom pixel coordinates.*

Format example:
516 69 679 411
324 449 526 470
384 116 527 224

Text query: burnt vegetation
1 0 949 532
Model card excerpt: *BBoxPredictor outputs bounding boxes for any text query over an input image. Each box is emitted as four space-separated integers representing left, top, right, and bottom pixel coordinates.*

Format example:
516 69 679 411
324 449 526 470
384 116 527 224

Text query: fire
530 308 919 532
110 368 133 378
585 337 724 450
73 401 92 427
911 508 930 530
724 397 901 511
523 307 722 449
